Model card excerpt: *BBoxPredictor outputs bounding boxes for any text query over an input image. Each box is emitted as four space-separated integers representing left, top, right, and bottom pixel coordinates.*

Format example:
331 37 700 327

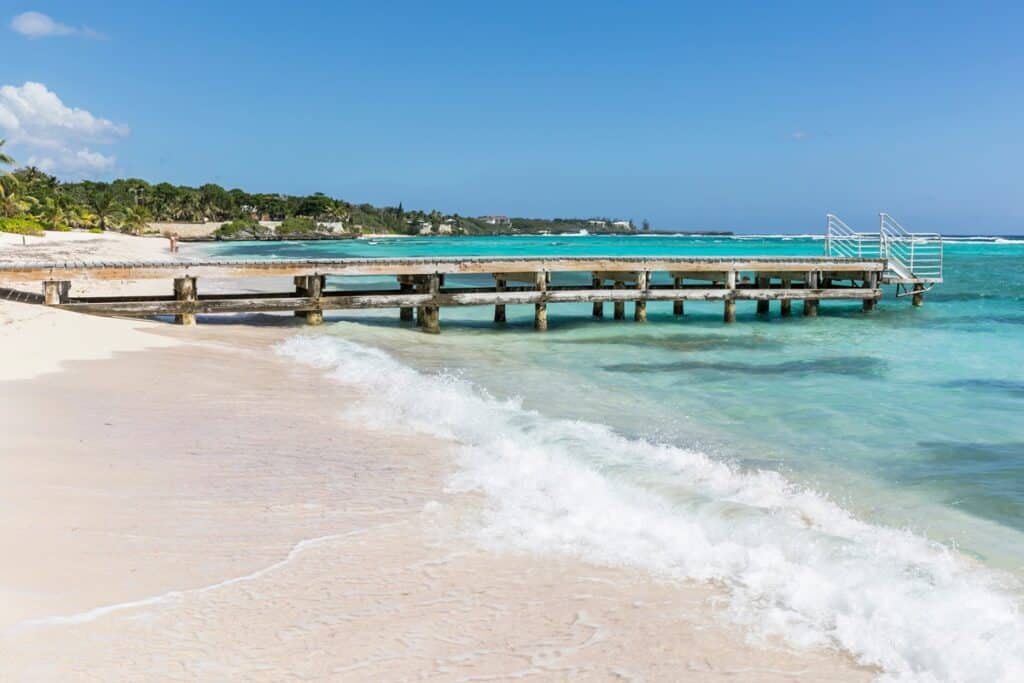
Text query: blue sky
1 1 1022 233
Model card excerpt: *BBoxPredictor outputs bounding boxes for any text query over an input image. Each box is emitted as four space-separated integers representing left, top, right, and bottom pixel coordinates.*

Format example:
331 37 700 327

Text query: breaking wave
278 335 1024 682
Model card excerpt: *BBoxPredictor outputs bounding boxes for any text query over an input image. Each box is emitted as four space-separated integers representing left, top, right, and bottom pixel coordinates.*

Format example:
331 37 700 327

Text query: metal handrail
824 213 943 284
879 213 943 282
825 214 882 260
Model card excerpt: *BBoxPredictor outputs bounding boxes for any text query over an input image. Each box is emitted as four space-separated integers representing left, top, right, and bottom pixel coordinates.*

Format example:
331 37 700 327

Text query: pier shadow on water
551 332 785 352
940 379 1024 398
601 355 888 379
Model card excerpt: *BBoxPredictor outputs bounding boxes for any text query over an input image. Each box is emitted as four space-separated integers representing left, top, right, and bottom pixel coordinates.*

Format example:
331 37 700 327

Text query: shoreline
0 306 872 680
0 231 873 679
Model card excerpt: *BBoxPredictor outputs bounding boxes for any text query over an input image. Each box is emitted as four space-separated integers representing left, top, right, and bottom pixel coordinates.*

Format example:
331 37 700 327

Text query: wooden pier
0 256 888 332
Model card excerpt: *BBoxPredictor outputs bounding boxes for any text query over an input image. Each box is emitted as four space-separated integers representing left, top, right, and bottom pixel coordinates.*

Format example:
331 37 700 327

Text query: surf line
10 521 404 632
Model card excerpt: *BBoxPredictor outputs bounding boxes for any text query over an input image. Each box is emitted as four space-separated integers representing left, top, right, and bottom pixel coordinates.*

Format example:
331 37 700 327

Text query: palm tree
0 138 16 207
70 205 98 230
0 185 35 218
0 139 14 168
121 205 152 235
37 197 69 231
89 193 122 231
0 146 36 217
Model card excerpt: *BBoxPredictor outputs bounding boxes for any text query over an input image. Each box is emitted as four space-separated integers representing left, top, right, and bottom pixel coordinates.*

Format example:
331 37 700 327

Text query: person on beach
168 233 179 253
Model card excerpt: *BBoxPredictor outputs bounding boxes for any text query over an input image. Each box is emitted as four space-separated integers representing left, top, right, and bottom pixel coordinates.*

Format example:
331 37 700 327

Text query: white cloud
10 11 104 39
0 82 128 176
789 130 810 141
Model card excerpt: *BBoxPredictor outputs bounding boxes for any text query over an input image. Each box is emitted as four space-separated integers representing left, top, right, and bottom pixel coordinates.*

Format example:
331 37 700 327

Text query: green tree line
0 140 638 237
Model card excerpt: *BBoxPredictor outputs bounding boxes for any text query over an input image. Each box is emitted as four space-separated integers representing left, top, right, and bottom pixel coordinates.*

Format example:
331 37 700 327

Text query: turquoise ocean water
210 235 1024 680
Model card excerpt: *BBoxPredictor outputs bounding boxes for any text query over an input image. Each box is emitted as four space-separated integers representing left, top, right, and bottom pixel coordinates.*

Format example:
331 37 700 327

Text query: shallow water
214 234 1024 680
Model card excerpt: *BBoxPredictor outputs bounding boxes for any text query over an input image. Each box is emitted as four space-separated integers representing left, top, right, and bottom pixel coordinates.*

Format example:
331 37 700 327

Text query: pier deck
0 256 887 332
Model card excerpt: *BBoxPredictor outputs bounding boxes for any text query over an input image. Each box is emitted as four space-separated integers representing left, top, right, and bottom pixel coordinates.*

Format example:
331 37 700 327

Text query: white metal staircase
825 213 943 290
878 213 943 285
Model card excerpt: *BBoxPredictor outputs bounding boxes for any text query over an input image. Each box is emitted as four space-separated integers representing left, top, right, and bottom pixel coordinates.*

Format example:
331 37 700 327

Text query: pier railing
825 213 943 286
826 214 882 259
879 213 943 283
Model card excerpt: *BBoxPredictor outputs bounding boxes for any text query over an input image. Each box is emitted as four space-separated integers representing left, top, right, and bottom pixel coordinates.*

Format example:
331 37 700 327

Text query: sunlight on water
214 234 1024 568
216 234 1024 680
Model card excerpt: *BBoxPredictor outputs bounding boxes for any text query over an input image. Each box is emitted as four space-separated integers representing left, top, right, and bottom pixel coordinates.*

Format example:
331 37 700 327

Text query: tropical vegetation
0 145 639 237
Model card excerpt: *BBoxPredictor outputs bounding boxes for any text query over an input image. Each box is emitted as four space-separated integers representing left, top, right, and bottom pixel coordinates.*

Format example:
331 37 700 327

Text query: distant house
612 220 632 229
437 222 454 234
480 215 511 226
587 219 607 226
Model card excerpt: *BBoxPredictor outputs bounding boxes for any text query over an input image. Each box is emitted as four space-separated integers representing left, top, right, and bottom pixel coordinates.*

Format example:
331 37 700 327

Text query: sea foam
278 335 1024 682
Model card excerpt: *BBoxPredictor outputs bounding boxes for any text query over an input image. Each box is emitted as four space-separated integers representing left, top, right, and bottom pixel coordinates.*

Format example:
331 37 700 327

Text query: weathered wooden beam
756 276 770 315
415 279 427 327
863 272 878 312
421 274 441 333
723 270 737 323
308 275 325 325
591 277 604 318
613 281 625 320
634 271 648 322
780 279 792 316
493 272 542 285
494 278 507 323
668 270 731 282
672 277 684 316
724 298 736 323
42 280 70 306
399 281 415 322
594 270 640 283
55 286 882 315
173 276 197 326
294 275 325 325
0 256 889 285
534 272 548 331
804 271 819 317
912 283 925 307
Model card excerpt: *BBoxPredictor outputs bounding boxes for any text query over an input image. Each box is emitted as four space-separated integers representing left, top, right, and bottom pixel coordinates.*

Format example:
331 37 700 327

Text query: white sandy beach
0 232 873 680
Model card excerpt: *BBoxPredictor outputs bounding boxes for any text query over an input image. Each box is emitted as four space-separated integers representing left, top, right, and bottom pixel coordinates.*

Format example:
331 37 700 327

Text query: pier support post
780 279 792 317
634 271 648 322
756 276 770 315
421 274 441 334
592 277 604 318
723 270 737 323
399 280 414 322
863 272 878 312
294 275 325 325
534 303 548 330
173 276 197 326
42 280 70 306
673 277 684 316
724 299 736 323
415 278 427 327
534 272 548 331
912 283 925 307
613 282 625 320
494 278 507 323
803 271 819 317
